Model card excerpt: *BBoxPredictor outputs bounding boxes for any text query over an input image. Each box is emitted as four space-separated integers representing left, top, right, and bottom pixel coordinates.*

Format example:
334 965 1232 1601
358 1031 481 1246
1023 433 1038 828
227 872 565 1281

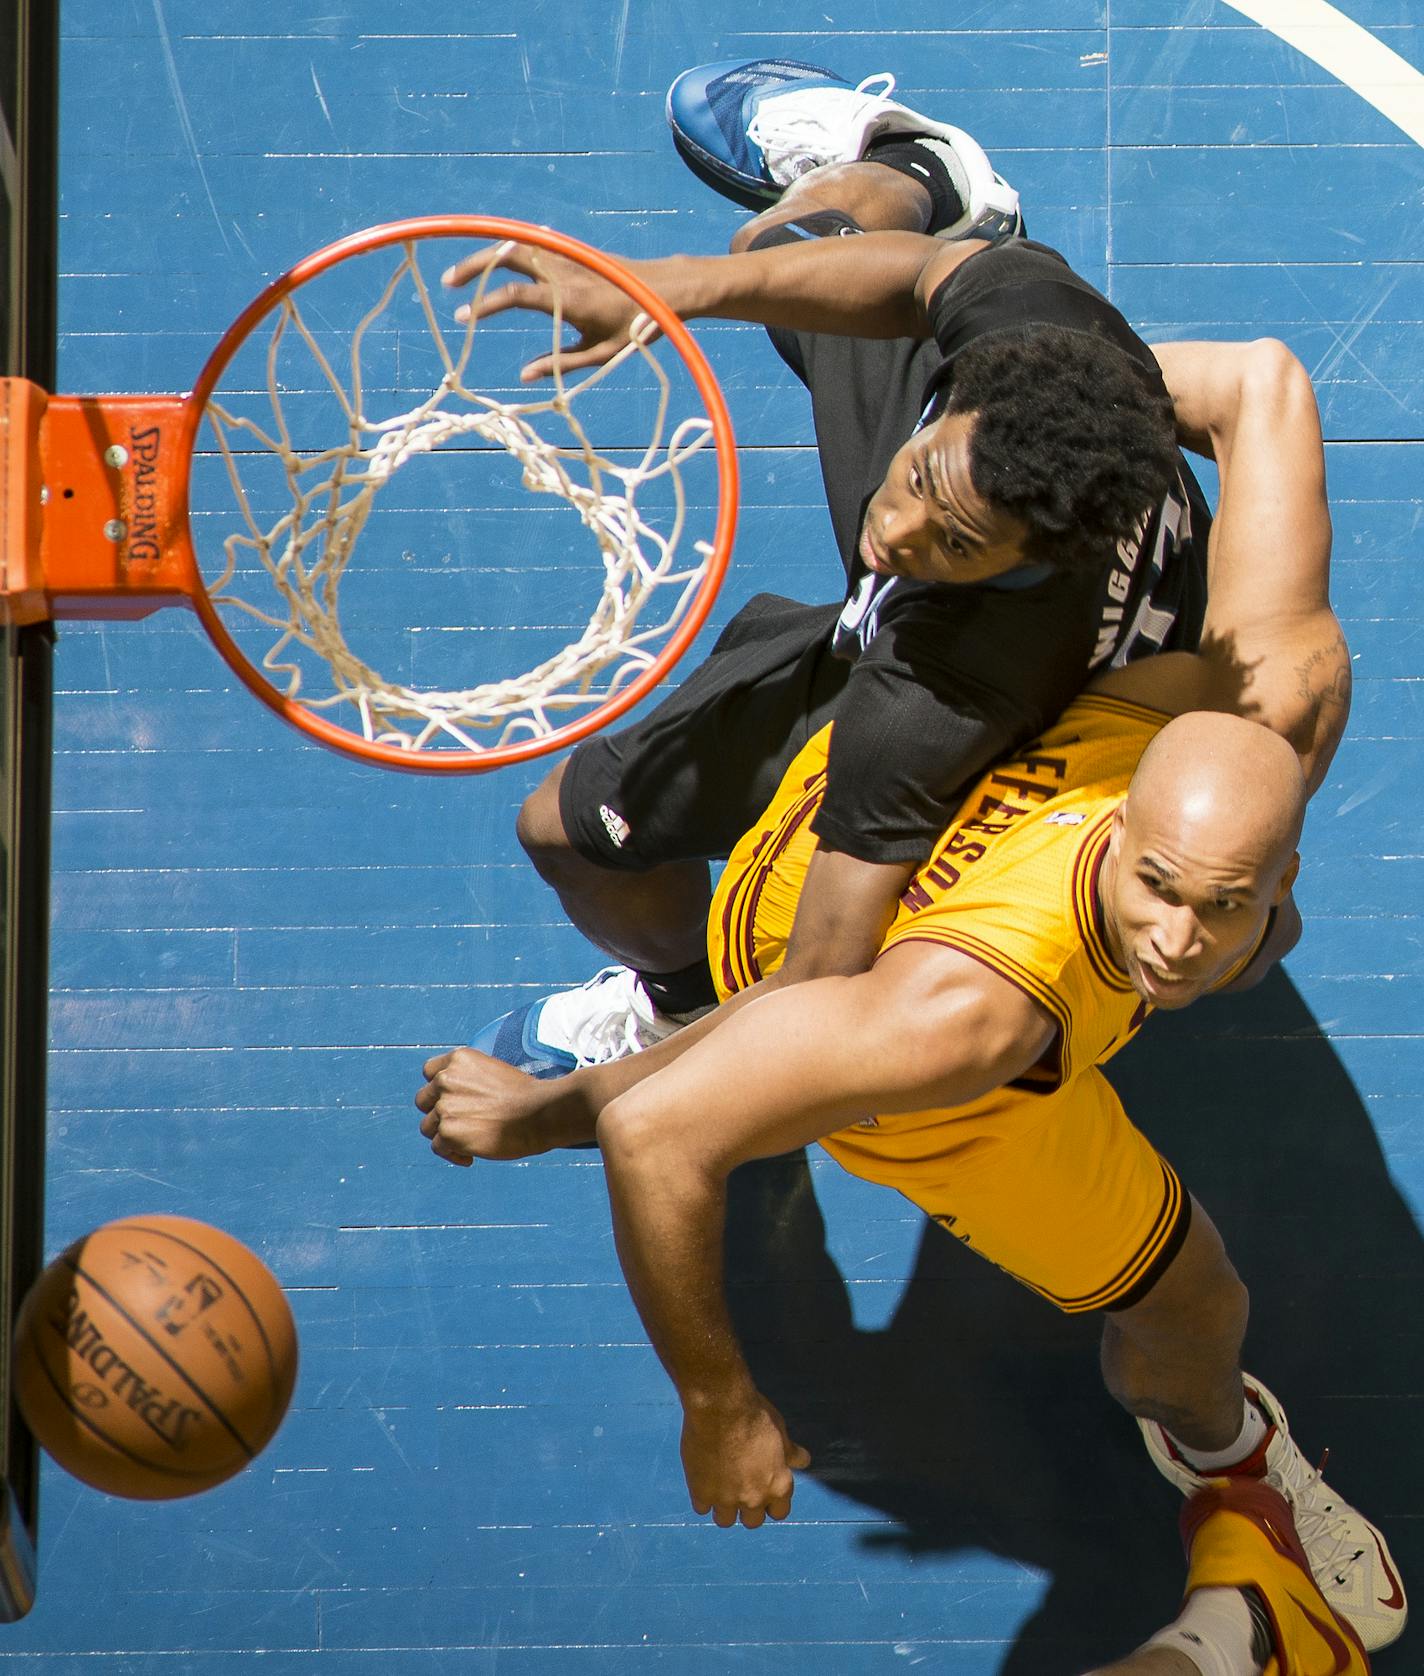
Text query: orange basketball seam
60 1252 259 1461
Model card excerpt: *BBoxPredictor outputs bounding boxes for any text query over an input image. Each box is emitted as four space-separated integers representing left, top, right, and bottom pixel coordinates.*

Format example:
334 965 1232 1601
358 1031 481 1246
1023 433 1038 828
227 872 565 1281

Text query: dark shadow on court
725 969 1421 1675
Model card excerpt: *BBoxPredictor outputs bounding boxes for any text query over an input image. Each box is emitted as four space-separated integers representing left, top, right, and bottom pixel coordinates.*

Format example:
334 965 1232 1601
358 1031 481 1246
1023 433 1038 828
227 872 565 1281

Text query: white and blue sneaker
469 965 685 1080
666 57 1021 240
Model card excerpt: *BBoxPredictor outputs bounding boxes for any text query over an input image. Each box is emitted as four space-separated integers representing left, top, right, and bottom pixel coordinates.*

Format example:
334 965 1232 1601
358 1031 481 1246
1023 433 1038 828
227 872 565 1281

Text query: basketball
12 1215 298 1500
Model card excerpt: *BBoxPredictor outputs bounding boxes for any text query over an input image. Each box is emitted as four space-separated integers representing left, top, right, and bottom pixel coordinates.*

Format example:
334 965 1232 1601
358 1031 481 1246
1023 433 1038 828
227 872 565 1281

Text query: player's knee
515 763 576 874
729 166 872 254
1118 1266 1249 1375
1112 1203 1249 1359
1102 1254 1250 1436
1206 1267 1250 1348
595 1090 665 1167
729 213 778 255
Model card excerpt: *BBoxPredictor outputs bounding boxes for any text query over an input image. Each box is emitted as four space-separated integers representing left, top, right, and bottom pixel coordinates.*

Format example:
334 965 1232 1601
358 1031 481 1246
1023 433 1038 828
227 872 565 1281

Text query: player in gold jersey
709 691 1221 1317
417 339 1398 1674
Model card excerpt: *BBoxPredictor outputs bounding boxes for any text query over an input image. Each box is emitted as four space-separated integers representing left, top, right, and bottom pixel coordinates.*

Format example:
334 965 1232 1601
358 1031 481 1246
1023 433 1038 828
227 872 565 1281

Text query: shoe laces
1266 1445 1369 1582
558 966 667 1067
747 72 899 173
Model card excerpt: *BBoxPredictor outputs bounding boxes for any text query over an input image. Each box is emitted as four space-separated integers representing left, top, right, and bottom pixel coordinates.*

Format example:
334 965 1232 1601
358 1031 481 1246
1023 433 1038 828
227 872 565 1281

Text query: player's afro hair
940 324 1179 574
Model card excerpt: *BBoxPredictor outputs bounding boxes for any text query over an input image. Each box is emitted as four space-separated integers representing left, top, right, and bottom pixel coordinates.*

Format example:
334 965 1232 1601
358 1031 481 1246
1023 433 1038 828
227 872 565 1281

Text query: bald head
1104 713 1307 1009
1126 712 1307 883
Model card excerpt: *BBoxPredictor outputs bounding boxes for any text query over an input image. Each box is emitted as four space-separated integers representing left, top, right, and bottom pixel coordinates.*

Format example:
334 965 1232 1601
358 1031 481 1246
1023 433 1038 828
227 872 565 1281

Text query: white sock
1141 1587 1263 1676
1171 1398 1269 1473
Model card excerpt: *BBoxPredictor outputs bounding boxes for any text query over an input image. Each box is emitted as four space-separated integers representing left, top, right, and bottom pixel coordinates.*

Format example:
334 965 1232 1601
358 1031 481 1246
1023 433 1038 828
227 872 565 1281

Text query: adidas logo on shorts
599 804 632 848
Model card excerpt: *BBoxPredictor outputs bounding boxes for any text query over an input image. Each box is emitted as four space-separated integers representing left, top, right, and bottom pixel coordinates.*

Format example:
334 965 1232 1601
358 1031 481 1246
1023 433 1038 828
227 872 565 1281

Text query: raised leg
727 160 934 252
516 760 711 977
1099 1197 1250 1452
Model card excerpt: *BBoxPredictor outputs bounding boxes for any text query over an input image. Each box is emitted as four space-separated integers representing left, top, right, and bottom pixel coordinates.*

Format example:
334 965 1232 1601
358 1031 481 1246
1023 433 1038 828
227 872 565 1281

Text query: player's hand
442 242 668 382
416 1048 572 1164
680 1396 812 1529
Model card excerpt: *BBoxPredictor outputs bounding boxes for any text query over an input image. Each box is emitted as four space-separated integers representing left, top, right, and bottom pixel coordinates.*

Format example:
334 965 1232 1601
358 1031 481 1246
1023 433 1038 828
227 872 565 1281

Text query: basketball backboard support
0 0 58 1622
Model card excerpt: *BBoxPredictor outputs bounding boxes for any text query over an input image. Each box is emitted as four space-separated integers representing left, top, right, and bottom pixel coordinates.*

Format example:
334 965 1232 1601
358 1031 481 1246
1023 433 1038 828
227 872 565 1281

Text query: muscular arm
444 233 984 379
594 943 1053 1523
1149 339 1349 792
414 938 1054 1527
414 896 904 1166
775 847 913 974
417 857 1013 1146
1083 341 1345 991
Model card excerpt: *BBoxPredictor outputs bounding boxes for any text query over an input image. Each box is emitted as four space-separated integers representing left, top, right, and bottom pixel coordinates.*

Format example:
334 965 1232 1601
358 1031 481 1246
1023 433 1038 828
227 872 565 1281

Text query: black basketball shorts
559 593 849 872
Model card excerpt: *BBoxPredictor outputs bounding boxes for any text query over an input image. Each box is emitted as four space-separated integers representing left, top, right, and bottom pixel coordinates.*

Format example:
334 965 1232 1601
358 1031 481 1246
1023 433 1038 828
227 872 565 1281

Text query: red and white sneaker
1179 1478 1371 1675
1140 1376 1406 1652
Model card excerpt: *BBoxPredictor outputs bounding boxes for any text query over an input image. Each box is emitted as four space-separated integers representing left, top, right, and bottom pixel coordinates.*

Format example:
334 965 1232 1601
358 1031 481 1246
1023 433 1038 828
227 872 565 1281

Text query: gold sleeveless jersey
707 692 1201 1314
714 689 1168 1078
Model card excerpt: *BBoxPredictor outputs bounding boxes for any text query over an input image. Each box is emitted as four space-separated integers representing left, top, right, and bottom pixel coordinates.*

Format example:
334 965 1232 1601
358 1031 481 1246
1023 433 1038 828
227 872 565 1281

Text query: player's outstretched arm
415 847 920 1163
1150 339 1348 792
442 233 981 381
593 945 1053 1526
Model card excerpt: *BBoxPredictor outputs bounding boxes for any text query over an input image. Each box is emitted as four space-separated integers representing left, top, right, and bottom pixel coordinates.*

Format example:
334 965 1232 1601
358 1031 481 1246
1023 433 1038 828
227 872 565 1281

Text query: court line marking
1221 0 1424 147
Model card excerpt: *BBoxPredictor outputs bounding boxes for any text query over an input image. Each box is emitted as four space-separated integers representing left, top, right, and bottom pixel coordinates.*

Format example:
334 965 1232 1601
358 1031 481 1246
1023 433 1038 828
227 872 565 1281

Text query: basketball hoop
0 216 737 771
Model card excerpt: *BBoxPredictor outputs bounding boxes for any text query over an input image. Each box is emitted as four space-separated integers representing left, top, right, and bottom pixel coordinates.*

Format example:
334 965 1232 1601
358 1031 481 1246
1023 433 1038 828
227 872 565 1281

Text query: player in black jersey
444 59 1213 1076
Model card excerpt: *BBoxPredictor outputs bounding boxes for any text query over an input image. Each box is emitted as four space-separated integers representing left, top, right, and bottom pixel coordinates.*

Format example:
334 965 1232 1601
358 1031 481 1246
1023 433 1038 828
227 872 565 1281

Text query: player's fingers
441 241 530 290
739 1504 767 1530
421 1051 453 1080
454 281 552 326
711 1503 738 1529
764 1464 797 1513
414 1082 439 1114
520 340 620 384
430 1134 474 1167
788 1441 812 1470
418 1109 439 1139
766 1489 794 1522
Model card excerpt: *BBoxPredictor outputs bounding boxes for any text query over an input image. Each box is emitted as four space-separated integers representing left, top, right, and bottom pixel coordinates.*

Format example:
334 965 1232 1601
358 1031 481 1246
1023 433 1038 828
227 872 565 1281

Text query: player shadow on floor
724 968 1421 1676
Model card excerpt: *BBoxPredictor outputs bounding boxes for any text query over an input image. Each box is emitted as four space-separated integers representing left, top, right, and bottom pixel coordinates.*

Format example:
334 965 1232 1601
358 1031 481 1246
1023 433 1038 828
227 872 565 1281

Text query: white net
200 233 727 756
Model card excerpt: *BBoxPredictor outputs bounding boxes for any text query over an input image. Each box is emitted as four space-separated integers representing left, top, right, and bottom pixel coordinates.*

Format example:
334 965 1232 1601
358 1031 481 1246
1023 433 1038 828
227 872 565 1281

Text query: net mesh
202 236 721 754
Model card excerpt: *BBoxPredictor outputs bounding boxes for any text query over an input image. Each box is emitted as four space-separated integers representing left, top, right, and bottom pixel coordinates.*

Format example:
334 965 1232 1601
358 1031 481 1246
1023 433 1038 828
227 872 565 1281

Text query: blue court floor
6 3 1422 1671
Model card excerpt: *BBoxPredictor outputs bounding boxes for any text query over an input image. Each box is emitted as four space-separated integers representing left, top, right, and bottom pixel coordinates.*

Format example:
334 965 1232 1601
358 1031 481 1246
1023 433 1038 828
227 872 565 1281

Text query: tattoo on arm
1295 632 1351 710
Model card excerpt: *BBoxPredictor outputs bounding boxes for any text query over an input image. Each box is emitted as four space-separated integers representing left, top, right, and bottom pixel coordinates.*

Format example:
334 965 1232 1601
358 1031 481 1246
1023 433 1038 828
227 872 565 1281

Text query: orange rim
177 215 738 772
